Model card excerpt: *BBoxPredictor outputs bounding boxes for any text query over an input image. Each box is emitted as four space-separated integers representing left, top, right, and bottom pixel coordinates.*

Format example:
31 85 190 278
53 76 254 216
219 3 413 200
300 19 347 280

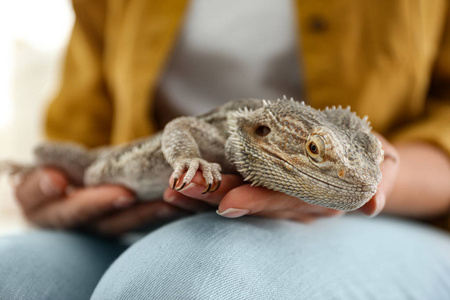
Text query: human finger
359 133 399 217
216 184 341 218
91 201 192 236
163 188 215 212
28 185 135 229
167 172 244 206
15 167 68 211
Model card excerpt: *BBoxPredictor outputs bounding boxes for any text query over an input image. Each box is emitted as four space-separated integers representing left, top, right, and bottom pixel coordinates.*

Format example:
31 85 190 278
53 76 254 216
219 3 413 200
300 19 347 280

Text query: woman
1 0 450 299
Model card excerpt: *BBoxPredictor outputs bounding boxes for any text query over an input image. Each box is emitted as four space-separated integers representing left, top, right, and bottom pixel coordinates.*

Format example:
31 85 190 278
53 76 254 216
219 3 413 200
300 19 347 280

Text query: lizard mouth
264 150 374 193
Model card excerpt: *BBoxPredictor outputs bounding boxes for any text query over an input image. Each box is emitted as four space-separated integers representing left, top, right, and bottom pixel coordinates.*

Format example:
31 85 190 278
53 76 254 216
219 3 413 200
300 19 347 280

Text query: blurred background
0 0 74 235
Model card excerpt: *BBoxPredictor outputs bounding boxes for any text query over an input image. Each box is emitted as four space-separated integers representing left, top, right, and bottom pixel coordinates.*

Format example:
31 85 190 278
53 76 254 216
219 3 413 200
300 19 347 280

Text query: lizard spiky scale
2 98 383 211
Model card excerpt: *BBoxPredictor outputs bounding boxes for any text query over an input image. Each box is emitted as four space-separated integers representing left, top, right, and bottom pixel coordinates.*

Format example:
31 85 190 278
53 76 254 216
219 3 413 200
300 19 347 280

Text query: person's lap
1 213 450 300
0 230 127 300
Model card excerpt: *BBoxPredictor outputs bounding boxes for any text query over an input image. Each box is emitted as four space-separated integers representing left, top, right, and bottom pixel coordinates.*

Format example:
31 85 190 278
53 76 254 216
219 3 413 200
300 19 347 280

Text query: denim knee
92 213 450 300
0 230 125 300
93 213 290 299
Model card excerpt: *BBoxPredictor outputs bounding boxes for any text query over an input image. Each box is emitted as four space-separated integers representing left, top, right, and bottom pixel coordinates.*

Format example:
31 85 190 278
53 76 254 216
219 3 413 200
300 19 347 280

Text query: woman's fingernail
164 195 177 203
39 174 62 197
369 193 386 218
114 196 135 208
216 208 249 218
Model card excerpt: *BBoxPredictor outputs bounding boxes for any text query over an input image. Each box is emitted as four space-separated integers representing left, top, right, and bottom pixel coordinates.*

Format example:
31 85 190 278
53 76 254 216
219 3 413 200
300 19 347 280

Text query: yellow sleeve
391 15 450 158
391 99 450 157
391 15 450 229
45 0 112 148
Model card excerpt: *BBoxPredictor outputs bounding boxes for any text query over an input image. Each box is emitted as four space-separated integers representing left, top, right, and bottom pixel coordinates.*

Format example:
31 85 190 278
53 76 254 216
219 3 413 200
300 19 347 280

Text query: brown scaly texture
2 97 383 211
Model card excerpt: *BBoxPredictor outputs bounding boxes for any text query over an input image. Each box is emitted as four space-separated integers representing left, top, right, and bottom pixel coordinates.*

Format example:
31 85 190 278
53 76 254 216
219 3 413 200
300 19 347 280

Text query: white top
158 0 303 116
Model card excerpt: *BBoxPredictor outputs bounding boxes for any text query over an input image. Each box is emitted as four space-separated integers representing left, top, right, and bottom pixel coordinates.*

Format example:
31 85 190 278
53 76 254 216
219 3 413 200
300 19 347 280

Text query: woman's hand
358 133 400 217
164 133 400 222
164 173 343 222
13 167 190 236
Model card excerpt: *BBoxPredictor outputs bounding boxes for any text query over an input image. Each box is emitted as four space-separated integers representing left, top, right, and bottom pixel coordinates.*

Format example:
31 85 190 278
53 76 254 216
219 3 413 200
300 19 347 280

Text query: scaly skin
1 97 383 211
226 98 384 210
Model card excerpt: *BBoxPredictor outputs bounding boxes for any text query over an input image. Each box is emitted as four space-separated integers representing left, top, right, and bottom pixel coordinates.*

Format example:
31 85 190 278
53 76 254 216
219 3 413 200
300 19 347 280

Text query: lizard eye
306 135 325 162
255 126 271 137
309 142 319 154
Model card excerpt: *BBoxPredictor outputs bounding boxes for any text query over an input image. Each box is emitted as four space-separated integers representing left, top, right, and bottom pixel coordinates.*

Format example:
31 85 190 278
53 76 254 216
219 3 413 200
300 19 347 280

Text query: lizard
0 96 384 211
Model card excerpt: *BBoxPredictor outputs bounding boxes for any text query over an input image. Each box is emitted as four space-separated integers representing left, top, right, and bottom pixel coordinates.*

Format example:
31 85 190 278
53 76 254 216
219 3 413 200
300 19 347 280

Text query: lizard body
1 97 383 211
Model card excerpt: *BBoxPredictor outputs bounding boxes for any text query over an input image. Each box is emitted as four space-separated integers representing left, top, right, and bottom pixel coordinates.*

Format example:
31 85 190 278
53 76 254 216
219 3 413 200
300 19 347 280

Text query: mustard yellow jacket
46 0 450 162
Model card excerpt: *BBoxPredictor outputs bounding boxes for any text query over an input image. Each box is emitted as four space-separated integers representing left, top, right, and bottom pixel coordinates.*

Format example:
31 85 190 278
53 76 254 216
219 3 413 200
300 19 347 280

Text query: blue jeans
1 213 450 300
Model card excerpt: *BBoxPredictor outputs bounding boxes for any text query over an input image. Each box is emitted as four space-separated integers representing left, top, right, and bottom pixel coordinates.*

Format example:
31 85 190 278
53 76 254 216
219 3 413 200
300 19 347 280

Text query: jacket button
308 15 329 33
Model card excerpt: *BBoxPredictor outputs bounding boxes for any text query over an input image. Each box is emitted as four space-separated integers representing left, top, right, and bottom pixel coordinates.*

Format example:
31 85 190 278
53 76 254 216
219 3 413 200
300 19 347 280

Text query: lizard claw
172 177 179 190
170 158 222 194
209 180 221 193
172 177 187 191
201 184 212 194
175 182 187 191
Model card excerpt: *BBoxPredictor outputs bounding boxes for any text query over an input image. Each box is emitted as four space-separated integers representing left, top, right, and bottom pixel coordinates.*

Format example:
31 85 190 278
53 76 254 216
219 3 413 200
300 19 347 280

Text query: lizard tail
0 160 29 175
0 160 35 187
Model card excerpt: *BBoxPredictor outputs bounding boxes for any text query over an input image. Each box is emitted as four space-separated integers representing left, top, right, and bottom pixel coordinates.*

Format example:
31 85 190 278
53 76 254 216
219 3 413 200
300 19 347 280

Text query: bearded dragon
1 97 384 211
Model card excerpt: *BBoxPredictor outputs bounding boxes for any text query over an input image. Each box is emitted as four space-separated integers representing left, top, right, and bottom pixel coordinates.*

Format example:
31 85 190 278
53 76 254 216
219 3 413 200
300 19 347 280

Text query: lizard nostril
361 185 373 192
338 168 345 178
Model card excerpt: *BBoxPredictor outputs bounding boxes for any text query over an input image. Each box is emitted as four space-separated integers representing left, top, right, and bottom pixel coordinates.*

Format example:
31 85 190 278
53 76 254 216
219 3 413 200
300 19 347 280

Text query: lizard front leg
162 117 227 193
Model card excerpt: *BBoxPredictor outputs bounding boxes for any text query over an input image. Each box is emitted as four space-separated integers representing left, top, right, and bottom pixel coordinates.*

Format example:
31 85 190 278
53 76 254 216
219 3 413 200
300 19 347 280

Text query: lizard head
226 97 384 211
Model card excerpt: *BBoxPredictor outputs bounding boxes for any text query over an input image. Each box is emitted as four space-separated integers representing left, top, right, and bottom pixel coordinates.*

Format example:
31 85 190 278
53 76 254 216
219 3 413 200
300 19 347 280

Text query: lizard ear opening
255 126 271 137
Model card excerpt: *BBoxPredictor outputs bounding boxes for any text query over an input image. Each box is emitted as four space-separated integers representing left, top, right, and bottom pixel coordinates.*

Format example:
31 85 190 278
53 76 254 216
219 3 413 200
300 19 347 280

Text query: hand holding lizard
164 132 399 222
12 168 190 236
